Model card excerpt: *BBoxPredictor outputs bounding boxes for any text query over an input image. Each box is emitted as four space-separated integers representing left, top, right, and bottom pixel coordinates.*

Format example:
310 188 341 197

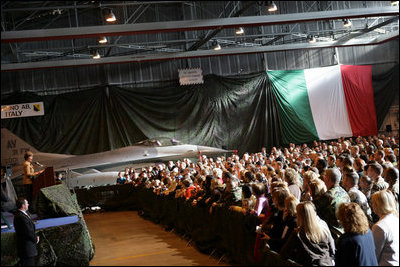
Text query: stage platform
1 213 78 233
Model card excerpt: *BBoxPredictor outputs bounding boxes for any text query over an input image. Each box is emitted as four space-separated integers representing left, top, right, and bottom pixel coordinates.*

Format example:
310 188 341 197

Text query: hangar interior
1 1 399 155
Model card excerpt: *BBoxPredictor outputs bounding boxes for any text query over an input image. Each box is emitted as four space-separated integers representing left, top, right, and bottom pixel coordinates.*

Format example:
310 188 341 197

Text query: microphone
34 161 44 167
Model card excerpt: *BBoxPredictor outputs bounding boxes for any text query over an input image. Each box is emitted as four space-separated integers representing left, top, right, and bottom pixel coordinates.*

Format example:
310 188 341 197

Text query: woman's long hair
371 189 398 217
296 201 331 243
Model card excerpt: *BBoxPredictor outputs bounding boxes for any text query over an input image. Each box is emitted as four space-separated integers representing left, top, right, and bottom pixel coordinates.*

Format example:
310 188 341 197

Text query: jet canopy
134 137 183 147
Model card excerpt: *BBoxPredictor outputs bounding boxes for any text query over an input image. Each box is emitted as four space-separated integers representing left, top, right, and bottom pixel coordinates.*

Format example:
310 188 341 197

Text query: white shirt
372 213 399 266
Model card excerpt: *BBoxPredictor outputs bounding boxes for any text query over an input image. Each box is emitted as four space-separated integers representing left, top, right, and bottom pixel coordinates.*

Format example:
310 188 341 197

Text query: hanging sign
1 102 45 119
178 68 204 85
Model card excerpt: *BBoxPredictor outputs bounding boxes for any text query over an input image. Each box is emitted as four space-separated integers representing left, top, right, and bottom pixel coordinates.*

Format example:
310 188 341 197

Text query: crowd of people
115 134 399 266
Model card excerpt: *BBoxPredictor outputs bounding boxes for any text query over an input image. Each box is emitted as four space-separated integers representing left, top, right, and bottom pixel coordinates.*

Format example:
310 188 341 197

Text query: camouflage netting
36 184 82 218
1 184 94 266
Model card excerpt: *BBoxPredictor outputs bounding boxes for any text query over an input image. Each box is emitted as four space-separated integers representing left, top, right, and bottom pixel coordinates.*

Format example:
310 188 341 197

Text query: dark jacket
268 214 297 252
335 230 378 266
13 210 37 258
280 228 335 266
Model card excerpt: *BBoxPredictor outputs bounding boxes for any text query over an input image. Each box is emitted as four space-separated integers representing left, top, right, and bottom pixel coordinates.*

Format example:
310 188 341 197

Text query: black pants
25 184 35 213
20 257 35 266
25 184 33 204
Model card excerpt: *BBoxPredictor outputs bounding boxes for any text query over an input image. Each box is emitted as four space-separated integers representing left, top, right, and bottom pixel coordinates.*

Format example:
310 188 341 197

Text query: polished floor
84 210 230 266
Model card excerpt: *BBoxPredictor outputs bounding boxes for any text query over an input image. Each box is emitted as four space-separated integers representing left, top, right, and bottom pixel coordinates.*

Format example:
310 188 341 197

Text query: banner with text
1 102 45 119
179 68 204 85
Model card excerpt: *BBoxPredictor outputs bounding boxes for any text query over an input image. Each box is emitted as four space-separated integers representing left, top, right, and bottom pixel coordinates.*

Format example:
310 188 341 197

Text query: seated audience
113 133 399 266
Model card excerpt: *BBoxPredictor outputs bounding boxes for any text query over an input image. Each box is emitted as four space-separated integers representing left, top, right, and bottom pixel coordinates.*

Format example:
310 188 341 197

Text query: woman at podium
22 151 43 206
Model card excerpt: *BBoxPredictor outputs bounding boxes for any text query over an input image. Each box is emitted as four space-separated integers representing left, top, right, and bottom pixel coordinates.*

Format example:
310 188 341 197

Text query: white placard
178 68 204 85
1 102 45 119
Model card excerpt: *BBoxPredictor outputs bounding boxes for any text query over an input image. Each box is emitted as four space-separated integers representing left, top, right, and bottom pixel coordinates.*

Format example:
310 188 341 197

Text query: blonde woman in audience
335 202 377 266
308 177 327 202
301 171 319 202
371 190 399 266
280 201 335 266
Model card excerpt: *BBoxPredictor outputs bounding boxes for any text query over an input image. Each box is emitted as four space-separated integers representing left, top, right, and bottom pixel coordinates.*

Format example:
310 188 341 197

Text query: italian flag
268 65 378 144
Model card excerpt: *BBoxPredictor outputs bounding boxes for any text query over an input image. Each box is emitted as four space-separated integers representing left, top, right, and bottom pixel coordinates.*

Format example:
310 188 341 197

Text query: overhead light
98 36 108 44
235 27 244 35
391 1 399 6
92 51 101 59
212 40 221 50
266 1 278 12
343 19 352 27
105 9 116 22
307 34 316 43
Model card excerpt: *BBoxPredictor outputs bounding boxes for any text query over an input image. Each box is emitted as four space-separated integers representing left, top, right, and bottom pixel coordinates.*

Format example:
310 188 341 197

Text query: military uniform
314 185 350 240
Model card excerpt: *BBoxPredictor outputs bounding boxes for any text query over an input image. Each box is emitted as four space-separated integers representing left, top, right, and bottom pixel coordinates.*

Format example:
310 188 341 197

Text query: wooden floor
84 211 231 266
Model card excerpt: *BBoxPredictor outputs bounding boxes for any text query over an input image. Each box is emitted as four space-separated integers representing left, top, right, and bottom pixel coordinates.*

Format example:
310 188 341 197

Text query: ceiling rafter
1 1 189 12
2 31 398 72
187 1 256 51
2 6 398 43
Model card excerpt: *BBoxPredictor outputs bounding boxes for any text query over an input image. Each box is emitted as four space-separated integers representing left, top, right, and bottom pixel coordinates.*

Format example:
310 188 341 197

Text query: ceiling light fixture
212 40 221 50
98 36 108 44
391 1 399 6
307 34 316 43
343 19 352 27
105 9 116 22
235 27 244 35
267 1 278 12
92 51 101 59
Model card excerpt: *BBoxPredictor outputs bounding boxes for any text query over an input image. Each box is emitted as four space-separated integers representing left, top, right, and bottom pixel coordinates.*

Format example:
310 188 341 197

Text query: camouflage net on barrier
1 184 94 266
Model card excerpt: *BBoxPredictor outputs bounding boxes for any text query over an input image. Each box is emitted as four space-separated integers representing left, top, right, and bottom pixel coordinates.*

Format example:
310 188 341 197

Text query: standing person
368 162 389 196
371 190 399 266
341 171 373 223
13 197 39 266
335 202 378 266
320 168 350 239
22 151 43 207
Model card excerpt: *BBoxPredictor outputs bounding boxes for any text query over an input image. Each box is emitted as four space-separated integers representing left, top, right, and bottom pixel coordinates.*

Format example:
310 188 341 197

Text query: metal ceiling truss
1 4 399 71
2 31 397 72
1 1 189 12
2 6 398 43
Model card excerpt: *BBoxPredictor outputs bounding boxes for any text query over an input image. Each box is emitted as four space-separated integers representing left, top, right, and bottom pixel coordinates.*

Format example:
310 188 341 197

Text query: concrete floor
84 210 231 266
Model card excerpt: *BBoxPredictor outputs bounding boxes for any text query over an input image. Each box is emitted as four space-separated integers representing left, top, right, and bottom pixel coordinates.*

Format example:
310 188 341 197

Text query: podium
33 167 55 198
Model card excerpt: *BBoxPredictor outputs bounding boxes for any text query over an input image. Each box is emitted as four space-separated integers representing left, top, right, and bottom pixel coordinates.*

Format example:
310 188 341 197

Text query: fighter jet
1 128 231 188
